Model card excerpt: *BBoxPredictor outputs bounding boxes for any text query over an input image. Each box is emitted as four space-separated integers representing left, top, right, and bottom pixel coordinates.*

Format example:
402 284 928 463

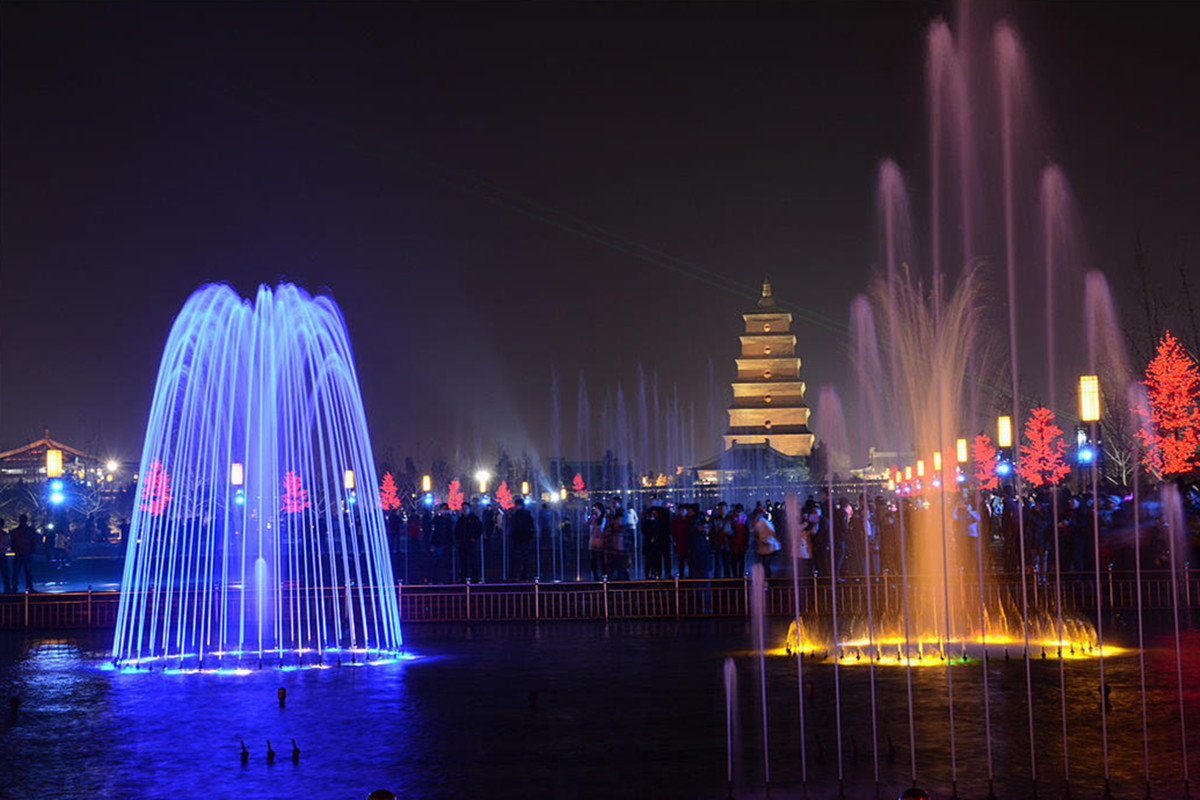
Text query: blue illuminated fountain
113 283 403 669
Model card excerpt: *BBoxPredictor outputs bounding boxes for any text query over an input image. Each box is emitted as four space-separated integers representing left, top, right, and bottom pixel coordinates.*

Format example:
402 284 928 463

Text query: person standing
10 514 37 593
710 502 732 579
729 504 749 578
455 502 483 583
510 497 536 581
587 502 607 581
429 504 453 583
0 518 11 593
752 507 781 579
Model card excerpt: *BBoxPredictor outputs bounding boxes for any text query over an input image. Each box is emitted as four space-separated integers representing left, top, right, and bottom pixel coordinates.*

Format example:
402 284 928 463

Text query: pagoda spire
757 275 776 308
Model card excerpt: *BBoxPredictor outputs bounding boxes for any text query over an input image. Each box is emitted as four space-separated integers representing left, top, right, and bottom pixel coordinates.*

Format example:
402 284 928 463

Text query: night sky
2 2 1197 469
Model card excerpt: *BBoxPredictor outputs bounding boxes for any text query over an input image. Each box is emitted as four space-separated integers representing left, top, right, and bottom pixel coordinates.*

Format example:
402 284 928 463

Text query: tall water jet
113 283 403 669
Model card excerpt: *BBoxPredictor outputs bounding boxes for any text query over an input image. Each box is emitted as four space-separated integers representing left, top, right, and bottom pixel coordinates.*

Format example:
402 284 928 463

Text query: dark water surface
0 617 1196 799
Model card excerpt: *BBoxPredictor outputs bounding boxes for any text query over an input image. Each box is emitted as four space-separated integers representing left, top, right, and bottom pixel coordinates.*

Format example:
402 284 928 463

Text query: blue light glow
112 283 403 669
996 461 1012 476
1077 446 1095 464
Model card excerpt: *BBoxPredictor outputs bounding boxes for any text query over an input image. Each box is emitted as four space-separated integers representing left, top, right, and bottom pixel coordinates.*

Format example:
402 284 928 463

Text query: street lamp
230 462 244 486
916 459 926 478
933 451 942 471
421 474 432 493
476 470 490 494
343 469 355 491
955 438 968 463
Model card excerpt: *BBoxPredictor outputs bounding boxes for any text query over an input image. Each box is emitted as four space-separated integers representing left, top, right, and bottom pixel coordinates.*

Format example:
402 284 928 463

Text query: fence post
1107 563 1114 609
603 577 609 623
87 585 93 628
397 581 403 622
25 588 30 629
674 575 680 620
465 581 471 622
813 571 820 615
1186 562 1192 607
744 576 750 619
534 578 540 622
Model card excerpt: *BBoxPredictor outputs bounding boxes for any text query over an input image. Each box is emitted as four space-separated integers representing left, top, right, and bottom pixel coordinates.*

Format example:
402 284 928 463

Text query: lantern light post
955 438 968 464
1079 373 1110 790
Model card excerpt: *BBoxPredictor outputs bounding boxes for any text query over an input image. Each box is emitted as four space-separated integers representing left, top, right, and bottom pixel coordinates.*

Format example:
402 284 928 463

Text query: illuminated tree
496 480 514 510
1017 406 1071 487
281 470 310 513
1135 331 1200 477
140 460 171 516
447 479 464 511
379 471 402 511
572 472 586 493
971 434 999 490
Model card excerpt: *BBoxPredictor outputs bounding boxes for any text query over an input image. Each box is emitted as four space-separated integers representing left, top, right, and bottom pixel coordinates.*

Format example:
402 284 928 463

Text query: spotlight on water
113 283 403 670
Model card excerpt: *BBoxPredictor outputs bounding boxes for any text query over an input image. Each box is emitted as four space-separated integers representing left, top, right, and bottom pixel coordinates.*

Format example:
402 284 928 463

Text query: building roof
0 428 99 471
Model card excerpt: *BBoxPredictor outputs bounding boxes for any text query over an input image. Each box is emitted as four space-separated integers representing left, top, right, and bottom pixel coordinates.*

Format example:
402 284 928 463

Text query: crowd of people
382 480 1200 585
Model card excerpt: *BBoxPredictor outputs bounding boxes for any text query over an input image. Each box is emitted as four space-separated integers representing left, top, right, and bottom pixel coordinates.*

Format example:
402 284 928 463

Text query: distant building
695 279 814 493
0 427 105 484
723 278 814 457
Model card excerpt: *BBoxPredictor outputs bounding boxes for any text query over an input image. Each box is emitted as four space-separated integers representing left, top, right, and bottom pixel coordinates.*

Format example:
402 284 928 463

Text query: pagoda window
763 323 771 332
764 394 772 404
764 420 772 429
764 345 772 355
763 369 772 379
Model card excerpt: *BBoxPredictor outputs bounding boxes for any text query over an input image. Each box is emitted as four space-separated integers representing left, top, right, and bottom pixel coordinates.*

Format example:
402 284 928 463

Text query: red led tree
496 480 514 510
971 433 999 490
572 472 585 493
447 479 464 511
1135 330 1200 477
379 471 402 511
281 470 311 513
1017 406 1071 488
140 460 171 516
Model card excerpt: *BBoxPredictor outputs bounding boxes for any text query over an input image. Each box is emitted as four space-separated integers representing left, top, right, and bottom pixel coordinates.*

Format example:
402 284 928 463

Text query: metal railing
1 568 1196 629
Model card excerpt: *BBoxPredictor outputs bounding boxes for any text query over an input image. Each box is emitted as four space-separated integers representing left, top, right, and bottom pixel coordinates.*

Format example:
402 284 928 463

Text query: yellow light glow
422 475 431 493
521 481 530 496
343 470 355 491
887 479 895 491
764 345 772 355
106 459 120 473
956 438 968 463
106 473 113 483
933 452 942 471
230 462 244 486
764 394 772 404
763 369 772 379
560 487 567 501
46 449 63 478
904 466 912 481
1079 375 1100 422
916 460 925 478
763 323 771 332
997 416 1013 448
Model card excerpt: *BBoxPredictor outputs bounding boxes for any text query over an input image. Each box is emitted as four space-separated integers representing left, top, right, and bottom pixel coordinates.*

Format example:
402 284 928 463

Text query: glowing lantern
422 474 432 493
46 449 63 478
997 416 1013 448
904 466 912 481
933 451 942 471
1079 375 1100 423
956 438 968 463
343 469 355 491
230 462 244 486
521 480 530 496
916 460 925 478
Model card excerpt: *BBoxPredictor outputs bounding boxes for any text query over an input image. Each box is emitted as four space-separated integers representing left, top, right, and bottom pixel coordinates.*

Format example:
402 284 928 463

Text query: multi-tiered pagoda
723 278 813 457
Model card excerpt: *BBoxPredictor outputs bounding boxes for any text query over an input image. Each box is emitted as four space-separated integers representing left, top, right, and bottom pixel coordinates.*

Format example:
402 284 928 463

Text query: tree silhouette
971 434 999 490
1135 330 1200 477
496 480 514 510
379 471 402 511
447 479 464 511
140 460 171 516
281 470 310 513
1017 406 1071 487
